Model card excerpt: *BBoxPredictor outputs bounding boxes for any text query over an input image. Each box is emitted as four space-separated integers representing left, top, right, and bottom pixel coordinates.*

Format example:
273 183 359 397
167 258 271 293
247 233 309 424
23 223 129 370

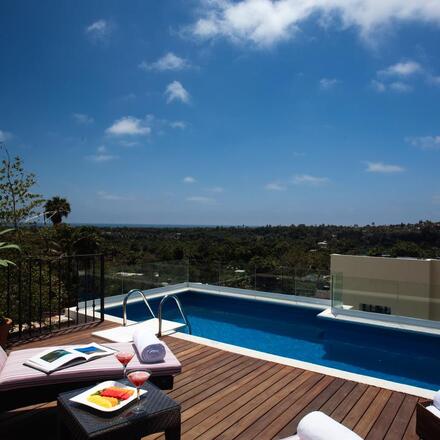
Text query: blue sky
1 0 440 226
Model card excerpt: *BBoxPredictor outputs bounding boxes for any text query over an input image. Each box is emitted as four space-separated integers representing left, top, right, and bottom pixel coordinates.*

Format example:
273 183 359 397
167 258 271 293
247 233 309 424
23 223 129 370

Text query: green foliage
0 228 20 267
0 146 44 229
44 196 71 225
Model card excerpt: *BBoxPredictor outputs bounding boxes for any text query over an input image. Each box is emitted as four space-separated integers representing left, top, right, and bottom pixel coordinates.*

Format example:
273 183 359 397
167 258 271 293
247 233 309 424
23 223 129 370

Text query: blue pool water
105 291 440 390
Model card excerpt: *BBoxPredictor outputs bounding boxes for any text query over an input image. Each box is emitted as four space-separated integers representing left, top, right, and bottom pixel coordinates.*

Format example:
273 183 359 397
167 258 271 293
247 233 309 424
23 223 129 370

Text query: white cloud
170 121 187 129
97 191 134 201
189 0 440 47
372 79 412 93
265 182 287 191
106 116 151 136
207 186 224 193
85 19 112 41
87 154 118 163
186 196 215 204
428 75 440 86
389 81 412 93
319 78 339 90
378 61 422 77
293 174 329 186
139 52 191 72
183 176 196 184
119 140 140 148
371 80 386 92
0 130 12 142
365 161 405 173
86 146 118 163
73 113 94 125
165 81 190 104
406 136 440 150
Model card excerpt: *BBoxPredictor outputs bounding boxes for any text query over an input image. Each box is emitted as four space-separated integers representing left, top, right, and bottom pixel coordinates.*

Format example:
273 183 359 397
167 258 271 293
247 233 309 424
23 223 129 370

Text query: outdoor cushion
0 346 7 373
0 342 181 391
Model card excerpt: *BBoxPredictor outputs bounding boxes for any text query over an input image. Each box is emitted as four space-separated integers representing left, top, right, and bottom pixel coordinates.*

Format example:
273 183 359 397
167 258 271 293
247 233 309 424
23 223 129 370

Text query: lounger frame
0 374 173 412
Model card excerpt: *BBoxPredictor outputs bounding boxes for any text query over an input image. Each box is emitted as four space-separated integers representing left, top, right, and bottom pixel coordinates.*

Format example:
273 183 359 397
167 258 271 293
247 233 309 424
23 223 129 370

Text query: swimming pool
104 290 440 390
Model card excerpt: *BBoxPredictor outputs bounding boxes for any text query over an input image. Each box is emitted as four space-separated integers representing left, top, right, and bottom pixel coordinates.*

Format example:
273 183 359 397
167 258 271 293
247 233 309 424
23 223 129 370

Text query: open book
23 343 116 374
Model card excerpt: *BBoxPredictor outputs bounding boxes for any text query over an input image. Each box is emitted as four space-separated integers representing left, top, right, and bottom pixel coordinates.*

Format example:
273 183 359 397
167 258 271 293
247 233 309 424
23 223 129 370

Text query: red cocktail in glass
115 352 134 377
127 370 151 413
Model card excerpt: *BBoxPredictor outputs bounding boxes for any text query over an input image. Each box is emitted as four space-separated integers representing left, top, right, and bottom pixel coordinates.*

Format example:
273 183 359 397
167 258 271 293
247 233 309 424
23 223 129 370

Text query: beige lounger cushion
0 342 181 391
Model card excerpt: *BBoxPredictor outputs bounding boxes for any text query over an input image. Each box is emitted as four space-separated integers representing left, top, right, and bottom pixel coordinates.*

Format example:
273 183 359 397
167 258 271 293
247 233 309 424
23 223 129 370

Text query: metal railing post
100 254 105 322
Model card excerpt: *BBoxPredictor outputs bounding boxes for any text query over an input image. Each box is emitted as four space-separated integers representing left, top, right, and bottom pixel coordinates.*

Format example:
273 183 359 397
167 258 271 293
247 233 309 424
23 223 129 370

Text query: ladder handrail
122 289 156 326
158 294 191 337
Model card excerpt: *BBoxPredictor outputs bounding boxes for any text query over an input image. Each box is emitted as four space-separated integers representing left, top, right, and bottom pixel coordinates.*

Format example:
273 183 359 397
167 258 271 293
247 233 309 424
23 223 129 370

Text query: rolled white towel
427 405 440 419
297 411 363 440
133 327 166 363
433 390 440 410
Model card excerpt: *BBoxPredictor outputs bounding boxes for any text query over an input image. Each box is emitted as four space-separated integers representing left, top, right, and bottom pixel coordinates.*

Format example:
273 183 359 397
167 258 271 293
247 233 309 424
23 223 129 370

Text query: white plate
70 380 147 413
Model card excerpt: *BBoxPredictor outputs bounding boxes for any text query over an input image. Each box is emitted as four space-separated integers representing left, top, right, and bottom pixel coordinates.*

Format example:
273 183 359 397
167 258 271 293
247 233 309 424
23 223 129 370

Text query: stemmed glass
127 370 151 413
115 351 134 378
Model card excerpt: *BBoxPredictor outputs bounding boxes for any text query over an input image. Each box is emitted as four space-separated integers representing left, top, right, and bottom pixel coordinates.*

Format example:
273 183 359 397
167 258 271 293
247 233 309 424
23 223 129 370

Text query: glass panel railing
105 259 331 302
105 260 188 297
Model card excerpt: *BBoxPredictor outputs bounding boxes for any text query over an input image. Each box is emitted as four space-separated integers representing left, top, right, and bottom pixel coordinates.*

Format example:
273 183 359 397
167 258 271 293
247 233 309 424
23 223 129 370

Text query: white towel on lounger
296 411 363 440
433 389 440 410
133 328 166 363
427 405 440 419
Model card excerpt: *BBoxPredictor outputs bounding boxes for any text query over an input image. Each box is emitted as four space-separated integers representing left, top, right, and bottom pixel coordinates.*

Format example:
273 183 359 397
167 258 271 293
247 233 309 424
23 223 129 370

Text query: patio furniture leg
165 415 181 440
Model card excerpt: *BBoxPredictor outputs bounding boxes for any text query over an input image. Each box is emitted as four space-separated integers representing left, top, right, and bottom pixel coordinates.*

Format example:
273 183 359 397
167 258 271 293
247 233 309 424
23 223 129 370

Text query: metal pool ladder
158 294 192 337
122 289 156 326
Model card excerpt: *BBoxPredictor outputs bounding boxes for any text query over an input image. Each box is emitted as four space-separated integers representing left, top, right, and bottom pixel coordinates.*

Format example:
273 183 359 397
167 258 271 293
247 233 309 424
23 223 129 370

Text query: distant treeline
98 221 440 273
14 221 440 274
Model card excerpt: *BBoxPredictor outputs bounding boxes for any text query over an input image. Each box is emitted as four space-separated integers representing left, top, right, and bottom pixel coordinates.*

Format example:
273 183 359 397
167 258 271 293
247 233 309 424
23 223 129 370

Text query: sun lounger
282 411 363 440
0 342 181 411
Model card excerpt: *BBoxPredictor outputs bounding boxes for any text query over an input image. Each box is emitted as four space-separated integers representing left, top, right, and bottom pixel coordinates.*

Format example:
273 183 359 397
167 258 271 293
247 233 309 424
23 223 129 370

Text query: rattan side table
57 379 180 439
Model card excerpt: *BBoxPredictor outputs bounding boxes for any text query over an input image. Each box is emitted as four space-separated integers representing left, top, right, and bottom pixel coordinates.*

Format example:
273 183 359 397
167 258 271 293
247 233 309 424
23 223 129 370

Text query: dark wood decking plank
172 352 241 391
174 350 235 380
143 364 280 440
354 388 393 439
384 394 419 440
330 383 369 422
274 377 346 439
173 349 229 377
241 375 335 440
179 358 273 414
343 386 381 430
401 398 423 440
223 372 323 440
179 363 279 433
318 380 358 414
172 356 265 403
185 366 310 439
172 343 213 360
365 392 406 440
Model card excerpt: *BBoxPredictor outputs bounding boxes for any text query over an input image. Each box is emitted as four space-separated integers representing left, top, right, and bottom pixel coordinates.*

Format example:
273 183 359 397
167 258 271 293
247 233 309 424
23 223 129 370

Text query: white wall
330 254 440 321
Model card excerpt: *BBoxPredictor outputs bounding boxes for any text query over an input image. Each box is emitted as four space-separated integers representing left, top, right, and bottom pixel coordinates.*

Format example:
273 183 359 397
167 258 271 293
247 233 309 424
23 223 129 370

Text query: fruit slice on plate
87 395 119 408
100 387 134 400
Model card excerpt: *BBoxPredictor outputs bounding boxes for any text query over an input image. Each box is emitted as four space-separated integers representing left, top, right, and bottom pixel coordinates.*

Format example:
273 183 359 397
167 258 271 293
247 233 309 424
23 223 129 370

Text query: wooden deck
1 321 423 439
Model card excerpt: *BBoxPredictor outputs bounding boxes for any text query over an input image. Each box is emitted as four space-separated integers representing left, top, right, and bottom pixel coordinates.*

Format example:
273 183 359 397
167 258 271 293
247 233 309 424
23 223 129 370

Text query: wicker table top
57 379 180 439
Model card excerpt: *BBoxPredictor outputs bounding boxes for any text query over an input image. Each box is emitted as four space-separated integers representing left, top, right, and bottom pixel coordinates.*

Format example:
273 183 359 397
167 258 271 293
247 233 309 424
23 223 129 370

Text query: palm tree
44 196 71 226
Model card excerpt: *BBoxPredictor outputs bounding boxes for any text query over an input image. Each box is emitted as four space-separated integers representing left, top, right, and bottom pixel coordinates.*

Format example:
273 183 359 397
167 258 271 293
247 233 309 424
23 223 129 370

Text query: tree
0 146 44 230
44 196 71 225
0 229 20 267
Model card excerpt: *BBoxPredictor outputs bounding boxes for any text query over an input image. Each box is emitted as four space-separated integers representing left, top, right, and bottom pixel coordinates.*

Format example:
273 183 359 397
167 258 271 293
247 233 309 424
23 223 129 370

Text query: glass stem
137 387 140 402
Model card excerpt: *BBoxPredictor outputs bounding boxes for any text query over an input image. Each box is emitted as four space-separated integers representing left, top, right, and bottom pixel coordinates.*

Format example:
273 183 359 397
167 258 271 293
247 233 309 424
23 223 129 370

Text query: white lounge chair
0 341 181 411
